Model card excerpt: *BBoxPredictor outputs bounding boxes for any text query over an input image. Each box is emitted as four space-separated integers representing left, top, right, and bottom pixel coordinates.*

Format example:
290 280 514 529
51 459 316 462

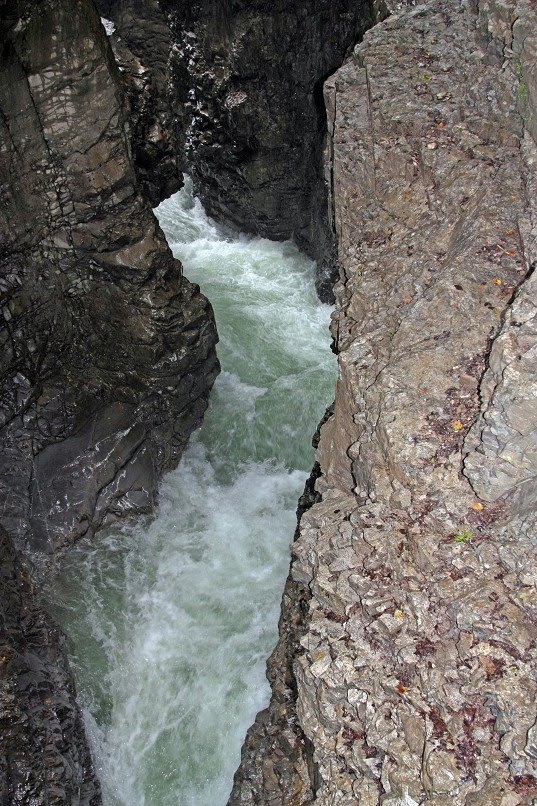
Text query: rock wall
158 0 389 300
0 0 219 799
94 0 183 205
0 0 219 557
0 526 100 803
232 0 537 803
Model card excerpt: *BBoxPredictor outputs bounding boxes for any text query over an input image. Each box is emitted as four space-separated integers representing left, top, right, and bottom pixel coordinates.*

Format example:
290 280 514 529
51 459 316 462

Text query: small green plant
454 529 473 543
514 61 528 107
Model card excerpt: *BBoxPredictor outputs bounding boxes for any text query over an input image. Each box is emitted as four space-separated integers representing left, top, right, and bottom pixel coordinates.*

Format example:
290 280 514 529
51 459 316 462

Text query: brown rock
232 0 537 802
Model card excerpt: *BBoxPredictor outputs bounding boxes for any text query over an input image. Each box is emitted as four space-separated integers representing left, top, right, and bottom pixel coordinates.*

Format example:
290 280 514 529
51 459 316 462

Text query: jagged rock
0 526 100 803
94 0 184 205
0 0 219 555
0 2 218 797
232 0 537 802
157 0 390 301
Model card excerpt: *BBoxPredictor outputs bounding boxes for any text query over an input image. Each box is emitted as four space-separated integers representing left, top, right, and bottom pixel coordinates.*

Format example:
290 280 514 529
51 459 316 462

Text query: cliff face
158 0 388 300
0 0 219 557
94 0 390 300
94 0 183 206
232 0 537 803
0 0 218 799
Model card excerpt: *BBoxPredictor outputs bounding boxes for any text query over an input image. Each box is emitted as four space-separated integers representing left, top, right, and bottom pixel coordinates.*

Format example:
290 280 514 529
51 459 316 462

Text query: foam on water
47 177 336 804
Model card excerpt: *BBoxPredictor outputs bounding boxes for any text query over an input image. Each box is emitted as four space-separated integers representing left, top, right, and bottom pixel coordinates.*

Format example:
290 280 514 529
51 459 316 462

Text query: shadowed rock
0 0 219 798
0 0 219 555
0 526 100 803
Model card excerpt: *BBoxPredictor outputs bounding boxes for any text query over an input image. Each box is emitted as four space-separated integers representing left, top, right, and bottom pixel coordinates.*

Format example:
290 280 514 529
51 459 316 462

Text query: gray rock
158 0 391 300
0 2 218 798
0 0 219 555
0 525 100 804
94 0 184 205
232 0 537 802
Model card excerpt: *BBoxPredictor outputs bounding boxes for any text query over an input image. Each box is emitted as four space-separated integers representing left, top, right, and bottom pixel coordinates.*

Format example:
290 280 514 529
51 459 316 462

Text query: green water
47 177 336 804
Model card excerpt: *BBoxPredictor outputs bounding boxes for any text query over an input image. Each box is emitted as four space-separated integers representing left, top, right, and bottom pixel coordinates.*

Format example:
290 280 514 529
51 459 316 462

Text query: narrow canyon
0 0 536 804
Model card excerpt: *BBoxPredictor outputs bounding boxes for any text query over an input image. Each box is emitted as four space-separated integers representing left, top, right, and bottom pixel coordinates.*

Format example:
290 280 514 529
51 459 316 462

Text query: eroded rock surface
232 1 537 802
94 0 183 205
0 526 99 803
157 0 389 300
0 0 219 556
0 2 218 799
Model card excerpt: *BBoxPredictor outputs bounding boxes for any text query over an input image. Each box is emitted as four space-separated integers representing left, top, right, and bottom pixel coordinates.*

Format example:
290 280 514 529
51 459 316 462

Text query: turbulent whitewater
47 178 336 805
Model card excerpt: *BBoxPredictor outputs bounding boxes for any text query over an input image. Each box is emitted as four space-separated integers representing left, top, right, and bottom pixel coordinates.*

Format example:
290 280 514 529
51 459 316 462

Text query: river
47 177 336 804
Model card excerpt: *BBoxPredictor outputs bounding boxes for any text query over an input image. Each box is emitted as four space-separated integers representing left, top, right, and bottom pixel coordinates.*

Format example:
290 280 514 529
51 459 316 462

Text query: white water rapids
47 178 336 804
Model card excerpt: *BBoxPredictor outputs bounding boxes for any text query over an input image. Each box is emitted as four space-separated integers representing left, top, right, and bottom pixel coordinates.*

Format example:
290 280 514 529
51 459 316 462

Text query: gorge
1 0 536 804
45 178 337 804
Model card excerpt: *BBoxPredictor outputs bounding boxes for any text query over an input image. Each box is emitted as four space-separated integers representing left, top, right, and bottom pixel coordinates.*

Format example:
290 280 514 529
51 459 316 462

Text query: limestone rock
232 0 537 802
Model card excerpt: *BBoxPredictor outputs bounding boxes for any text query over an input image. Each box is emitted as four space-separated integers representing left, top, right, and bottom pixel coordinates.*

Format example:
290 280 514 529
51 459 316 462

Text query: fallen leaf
394 609 404 619
453 420 463 431
507 248 516 256
472 502 484 511
438 121 445 129
387 242 393 249
505 229 515 235
395 683 407 694
492 278 502 285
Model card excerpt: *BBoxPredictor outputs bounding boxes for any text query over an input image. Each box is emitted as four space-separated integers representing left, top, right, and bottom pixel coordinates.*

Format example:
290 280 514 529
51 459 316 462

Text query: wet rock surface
0 526 100 803
94 0 183 206
157 0 389 301
0 0 219 556
232 0 537 802
0 1 218 799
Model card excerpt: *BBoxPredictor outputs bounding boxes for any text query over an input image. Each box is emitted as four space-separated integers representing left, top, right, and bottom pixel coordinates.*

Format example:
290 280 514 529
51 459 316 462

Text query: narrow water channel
46 178 336 804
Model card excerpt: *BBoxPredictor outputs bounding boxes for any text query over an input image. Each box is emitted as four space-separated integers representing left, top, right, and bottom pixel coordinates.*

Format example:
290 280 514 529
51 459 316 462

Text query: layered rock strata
0 0 218 799
159 0 389 300
0 0 219 557
232 0 537 802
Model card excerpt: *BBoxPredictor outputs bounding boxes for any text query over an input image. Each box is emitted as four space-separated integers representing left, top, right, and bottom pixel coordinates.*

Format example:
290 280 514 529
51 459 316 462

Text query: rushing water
47 177 336 805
